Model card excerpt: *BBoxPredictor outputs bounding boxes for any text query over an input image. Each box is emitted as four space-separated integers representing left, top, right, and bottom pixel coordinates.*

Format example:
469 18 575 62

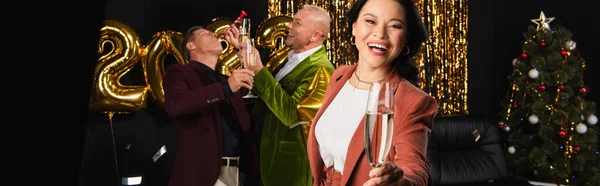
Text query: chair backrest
427 115 507 185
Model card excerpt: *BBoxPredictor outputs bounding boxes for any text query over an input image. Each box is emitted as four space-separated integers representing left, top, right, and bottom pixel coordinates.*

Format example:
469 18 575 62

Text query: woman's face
352 0 407 68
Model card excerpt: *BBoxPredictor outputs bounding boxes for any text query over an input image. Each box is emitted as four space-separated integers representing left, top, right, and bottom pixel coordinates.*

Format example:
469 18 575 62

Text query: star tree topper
530 11 555 31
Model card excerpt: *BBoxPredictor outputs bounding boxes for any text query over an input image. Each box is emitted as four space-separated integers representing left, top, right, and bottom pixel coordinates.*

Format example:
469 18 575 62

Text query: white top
315 81 369 174
274 45 323 82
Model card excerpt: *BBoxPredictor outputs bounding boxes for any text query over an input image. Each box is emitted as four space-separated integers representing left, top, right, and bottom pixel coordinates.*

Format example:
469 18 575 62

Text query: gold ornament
565 40 577 51
90 20 149 112
142 31 187 107
530 11 555 31
297 66 331 141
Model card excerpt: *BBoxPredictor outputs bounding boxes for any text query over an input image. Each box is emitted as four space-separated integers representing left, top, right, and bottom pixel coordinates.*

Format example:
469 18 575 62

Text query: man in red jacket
163 25 259 186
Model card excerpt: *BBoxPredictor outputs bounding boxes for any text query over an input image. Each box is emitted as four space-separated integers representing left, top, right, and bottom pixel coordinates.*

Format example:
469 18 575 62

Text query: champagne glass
364 81 395 168
238 18 251 47
242 37 258 99
237 18 257 98
238 18 251 69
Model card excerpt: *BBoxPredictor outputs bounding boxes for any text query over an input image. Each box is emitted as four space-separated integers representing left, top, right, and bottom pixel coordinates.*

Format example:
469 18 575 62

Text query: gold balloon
255 15 292 49
207 17 238 76
142 30 187 107
297 66 331 141
255 15 292 72
265 47 291 72
90 20 148 112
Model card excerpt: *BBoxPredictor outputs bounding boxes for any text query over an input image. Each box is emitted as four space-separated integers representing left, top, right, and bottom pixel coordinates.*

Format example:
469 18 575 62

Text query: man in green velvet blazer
243 4 335 186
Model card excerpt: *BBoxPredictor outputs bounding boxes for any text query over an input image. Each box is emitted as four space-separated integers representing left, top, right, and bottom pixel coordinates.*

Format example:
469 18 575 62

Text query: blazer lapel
187 63 212 86
270 58 288 77
280 46 328 82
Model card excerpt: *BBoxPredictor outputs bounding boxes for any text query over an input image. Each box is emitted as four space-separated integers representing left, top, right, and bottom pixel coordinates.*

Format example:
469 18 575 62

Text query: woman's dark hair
182 25 205 61
345 0 428 86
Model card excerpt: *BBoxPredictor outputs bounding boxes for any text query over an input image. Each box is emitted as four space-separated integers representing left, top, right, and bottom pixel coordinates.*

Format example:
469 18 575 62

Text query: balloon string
108 112 120 186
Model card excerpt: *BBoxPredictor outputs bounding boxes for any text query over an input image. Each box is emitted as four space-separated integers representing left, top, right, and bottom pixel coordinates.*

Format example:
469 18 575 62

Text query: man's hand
251 47 264 74
363 161 404 186
237 46 264 74
224 26 241 49
228 68 254 93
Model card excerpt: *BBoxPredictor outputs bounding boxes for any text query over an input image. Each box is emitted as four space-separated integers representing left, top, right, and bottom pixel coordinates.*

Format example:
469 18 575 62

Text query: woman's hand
364 161 404 186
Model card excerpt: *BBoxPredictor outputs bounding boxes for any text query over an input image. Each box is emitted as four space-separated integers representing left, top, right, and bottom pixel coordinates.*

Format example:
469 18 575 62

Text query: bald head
302 5 331 41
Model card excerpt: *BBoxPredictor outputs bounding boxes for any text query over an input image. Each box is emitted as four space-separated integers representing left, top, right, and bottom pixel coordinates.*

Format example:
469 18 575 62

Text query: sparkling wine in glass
238 18 251 50
364 81 395 168
242 38 258 99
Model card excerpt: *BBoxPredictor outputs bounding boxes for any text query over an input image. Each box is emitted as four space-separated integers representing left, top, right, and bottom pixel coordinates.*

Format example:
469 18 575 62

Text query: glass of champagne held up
238 18 251 50
238 18 257 98
364 81 395 168
242 37 258 98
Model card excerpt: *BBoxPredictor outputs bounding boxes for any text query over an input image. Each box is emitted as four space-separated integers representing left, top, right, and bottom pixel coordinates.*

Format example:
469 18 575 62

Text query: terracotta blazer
307 63 438 186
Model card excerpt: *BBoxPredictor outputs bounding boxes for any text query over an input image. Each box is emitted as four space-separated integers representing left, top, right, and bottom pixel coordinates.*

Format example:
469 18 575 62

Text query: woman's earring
350 36 356 45
404 46 410 55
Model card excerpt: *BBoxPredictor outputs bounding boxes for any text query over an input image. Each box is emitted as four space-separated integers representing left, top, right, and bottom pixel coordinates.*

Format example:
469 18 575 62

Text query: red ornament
558 130 567 138
521 52 528 59
560 50 568 56
580 87 588 95
512 103 519 108
558 85 565 90
498 122 505 129
540 41 547 47
573 146 581 153
538 85 546 91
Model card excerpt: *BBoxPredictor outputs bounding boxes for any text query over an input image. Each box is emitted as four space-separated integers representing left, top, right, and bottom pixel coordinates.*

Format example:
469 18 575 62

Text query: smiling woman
306 0 438 185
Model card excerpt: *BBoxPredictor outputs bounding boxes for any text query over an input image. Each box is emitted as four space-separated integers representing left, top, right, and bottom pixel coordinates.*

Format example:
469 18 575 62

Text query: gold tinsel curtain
267 0 469 116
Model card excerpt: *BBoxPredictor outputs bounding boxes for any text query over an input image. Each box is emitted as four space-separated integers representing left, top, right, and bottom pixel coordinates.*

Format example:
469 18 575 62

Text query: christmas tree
499 11 599 185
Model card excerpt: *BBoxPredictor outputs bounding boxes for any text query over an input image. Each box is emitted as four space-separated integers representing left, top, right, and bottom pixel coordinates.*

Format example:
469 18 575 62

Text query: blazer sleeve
392 94 438 186
252 62 334 127
162 64 230 118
